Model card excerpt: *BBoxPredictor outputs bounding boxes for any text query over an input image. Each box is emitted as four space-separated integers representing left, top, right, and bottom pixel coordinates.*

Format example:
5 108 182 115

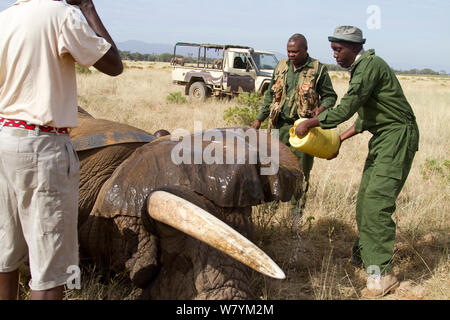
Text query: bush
421 158 450 183
223 92 268 128
75 64 92 74
166 92 187 104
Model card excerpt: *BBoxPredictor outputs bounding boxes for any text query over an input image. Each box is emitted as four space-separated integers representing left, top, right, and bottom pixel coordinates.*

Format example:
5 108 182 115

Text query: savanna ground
20 61 449 300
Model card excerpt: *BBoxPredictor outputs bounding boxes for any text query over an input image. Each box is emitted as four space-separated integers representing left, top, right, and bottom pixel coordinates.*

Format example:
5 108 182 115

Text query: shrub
421 158 450 183
75 64 92 74
223 92 268 128
166 92 187 104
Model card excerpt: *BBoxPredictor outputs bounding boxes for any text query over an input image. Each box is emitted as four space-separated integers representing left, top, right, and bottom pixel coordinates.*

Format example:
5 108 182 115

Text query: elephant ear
69 109 155 151
70 109 156 225
93 127 303 213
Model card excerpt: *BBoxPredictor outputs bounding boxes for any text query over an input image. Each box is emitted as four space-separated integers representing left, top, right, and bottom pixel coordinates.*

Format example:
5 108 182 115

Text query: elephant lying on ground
70 109 304 300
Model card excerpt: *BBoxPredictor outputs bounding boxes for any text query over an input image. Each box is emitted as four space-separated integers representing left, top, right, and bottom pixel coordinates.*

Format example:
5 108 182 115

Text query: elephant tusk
147 191 286 280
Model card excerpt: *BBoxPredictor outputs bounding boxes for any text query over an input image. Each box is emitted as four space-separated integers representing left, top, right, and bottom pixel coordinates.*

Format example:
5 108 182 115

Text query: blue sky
1 0 449 71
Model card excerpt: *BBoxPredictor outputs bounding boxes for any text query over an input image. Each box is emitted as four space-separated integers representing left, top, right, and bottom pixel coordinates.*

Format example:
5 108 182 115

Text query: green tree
158 53 173 62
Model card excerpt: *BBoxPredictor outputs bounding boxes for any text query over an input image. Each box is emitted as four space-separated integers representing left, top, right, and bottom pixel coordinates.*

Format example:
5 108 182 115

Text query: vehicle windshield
251 52 278 70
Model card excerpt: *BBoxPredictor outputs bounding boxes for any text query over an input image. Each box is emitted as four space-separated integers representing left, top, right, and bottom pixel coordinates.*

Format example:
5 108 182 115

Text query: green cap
328 26 366 44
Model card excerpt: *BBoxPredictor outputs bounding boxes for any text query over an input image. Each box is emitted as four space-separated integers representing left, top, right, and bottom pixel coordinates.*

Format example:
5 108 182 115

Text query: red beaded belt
0 118 68 134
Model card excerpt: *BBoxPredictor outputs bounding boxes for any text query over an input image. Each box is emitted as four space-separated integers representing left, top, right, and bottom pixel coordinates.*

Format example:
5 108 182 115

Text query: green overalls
256 57 337 210
318 49 420 274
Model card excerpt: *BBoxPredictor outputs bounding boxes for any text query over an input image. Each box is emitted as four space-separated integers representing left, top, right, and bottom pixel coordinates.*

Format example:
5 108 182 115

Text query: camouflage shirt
256 56 337 124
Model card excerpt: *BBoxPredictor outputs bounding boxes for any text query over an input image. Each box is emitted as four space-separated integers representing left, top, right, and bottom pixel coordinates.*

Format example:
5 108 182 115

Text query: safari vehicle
171 42 279 101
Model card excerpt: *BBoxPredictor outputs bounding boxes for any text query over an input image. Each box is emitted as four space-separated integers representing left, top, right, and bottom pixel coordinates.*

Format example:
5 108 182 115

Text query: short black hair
288 33 308 47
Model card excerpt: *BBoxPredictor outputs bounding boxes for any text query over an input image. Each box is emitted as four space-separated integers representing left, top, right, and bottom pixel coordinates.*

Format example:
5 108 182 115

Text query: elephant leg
192 206 255 300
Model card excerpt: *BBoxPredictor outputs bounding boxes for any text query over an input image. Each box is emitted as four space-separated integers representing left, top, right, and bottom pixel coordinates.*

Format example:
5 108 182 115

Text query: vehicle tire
189 82 208 102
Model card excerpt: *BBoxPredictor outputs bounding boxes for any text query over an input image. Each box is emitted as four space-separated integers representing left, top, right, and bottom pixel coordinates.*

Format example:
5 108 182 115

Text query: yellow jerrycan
289 118 340 159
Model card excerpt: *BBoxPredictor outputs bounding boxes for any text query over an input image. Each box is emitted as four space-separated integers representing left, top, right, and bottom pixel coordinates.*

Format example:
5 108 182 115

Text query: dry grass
76 61 229 133
21 61 448 300
251 69 450 300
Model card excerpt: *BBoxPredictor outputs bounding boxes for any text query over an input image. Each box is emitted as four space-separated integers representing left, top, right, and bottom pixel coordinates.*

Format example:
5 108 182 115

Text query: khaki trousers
0 126 79 291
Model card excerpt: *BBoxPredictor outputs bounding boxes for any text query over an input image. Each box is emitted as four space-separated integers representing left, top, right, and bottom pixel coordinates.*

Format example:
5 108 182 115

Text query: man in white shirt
0 0 122 300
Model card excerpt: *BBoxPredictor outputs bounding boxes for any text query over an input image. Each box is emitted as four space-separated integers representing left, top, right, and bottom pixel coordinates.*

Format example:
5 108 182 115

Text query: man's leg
352 159 375 267
278 122 315 215
290 148 314 215
358 145 415 274
21 134 79 300
361 126 418 297
0 270 19 300
0 128 29 300
31 286 64 300
358 168 399 274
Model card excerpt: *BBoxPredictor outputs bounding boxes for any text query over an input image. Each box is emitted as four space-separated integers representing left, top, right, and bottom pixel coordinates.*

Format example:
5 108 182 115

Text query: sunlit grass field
21 61 448 300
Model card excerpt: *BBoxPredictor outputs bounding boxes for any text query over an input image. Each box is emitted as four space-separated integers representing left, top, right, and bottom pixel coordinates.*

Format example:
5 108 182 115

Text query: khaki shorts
0 126 79 291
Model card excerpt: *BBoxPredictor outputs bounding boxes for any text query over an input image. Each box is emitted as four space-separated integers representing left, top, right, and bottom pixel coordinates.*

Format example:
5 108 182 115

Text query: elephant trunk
147 191 286 280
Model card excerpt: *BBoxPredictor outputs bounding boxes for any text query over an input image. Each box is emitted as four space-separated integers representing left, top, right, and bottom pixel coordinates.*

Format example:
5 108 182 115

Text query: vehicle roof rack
175 42 252 50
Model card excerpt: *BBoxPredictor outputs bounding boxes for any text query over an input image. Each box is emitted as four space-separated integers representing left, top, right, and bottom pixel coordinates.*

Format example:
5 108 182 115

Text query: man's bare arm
67 0 123 76
339 123 359 142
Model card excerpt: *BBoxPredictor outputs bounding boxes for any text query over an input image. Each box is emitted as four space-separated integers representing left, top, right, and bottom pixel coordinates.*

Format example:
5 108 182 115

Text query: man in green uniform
295 26 420 298
252 34 337 215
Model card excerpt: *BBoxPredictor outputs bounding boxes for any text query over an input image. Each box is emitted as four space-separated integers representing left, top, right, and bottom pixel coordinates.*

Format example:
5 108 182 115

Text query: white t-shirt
0 0 112 128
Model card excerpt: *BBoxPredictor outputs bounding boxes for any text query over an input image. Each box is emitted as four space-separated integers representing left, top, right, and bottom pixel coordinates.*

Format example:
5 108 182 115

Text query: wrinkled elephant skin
69 110 304 300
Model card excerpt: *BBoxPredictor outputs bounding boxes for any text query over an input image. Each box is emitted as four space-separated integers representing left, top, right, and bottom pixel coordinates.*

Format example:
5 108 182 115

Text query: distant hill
116 41 446 75
117 40 174 55
117 40 286 59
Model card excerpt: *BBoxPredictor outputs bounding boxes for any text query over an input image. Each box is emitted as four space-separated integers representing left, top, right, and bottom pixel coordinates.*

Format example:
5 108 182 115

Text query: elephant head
70 109 304 300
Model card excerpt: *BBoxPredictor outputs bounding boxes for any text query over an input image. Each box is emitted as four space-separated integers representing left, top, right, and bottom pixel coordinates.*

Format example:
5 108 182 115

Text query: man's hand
252 120 261 129
312 106 326 117
66 0 123 76
340 123 359 142
66 0 82 5
294 117 320 137
67 0 94 10
294 120 309 137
